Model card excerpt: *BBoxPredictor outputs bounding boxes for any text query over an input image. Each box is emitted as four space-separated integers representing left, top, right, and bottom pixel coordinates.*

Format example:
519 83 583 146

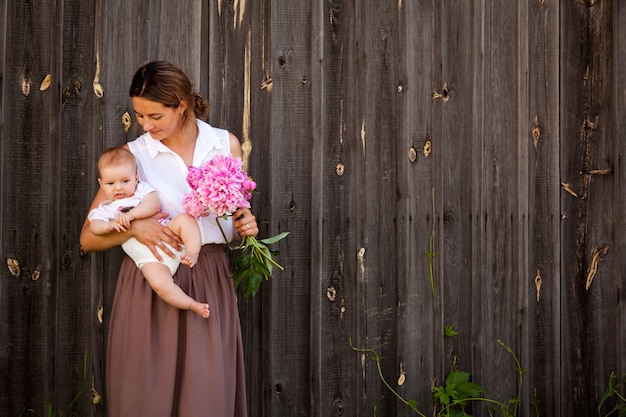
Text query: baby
88 146 210 318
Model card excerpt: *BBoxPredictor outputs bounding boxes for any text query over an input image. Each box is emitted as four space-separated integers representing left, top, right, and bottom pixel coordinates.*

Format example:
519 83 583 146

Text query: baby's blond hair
97 146 136 177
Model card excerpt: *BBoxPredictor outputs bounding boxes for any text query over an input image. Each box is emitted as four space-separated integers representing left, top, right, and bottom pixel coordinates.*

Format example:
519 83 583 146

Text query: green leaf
450 409 473 417
446 371 471 387
455 381 483 400
243 274 262 299
445 383 459 399
433 386 450 406
406 399 419 411
444 324 459 338
259 231 290 245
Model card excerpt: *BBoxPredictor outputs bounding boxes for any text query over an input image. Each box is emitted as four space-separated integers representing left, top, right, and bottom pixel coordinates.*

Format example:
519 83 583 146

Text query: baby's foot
181 252 199 268
190 301 210 318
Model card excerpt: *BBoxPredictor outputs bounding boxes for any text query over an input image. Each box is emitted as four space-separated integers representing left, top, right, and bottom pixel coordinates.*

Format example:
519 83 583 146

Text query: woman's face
132 96 186 141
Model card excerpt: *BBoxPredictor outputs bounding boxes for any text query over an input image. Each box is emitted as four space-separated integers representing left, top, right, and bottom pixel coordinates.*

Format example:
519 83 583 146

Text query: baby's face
98 164 138 201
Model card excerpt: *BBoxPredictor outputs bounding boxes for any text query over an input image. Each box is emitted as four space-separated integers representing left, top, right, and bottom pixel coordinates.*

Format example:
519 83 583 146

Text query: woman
80 61 254 417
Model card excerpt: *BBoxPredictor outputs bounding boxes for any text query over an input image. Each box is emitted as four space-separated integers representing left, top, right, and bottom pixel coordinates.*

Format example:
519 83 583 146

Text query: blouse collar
143 120 225 164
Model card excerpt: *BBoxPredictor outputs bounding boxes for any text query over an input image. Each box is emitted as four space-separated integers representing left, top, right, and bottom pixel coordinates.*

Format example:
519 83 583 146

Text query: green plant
45 350 88 417
444 324 459 338
433 340 525 417
598 373 626 417
424 232 436 294
531 389 541 417
348 337 426 417
232 231 289 300
425 187 436 294
433 358 483 417
349 334 531 417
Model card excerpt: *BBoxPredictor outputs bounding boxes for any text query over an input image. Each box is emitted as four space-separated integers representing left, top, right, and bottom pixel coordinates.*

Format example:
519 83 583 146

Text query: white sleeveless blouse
127 119 236 244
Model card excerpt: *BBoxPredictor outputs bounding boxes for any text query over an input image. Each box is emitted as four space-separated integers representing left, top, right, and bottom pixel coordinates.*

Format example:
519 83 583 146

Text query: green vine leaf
444 324 459 338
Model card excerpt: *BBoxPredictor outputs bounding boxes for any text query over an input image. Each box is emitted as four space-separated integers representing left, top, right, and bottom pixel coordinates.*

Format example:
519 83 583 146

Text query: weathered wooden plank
347 1 402 415
527 1 561 416
614 2 626 407
206 0 248 133
0 0 9 408
312 2 380 416
581 1 621 409
310 0 359 415
263 2 315 416
561 1 619 415
308 0 328 414
0 0 58 415
439 0 481 407
136 1 204 86
395 0 439 415
55 1 100 415
471 0 527 411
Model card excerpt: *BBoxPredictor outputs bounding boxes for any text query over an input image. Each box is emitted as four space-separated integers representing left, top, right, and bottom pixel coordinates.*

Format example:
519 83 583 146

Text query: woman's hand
132 213 183 261
233 208 258 238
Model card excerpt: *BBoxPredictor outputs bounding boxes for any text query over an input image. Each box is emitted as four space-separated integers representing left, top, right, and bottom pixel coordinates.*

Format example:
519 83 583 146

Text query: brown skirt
106 244 247 417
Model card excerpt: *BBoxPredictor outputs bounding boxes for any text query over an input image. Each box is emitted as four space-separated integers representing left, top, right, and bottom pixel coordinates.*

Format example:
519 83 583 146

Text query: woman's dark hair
129 61 209 119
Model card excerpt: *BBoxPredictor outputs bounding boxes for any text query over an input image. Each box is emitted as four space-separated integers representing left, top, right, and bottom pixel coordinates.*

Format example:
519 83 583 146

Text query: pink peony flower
242 179 256 192
182 193 206 218
183 155 254 218
186 166 203 189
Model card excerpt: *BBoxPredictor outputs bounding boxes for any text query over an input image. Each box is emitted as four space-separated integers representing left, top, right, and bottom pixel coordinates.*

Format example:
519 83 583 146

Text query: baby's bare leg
141 262 210 318
168 213 201 267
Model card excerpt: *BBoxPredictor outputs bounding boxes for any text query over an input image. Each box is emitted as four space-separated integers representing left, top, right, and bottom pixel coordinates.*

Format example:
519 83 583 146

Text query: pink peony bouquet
183 154 289 300
183 155 256 217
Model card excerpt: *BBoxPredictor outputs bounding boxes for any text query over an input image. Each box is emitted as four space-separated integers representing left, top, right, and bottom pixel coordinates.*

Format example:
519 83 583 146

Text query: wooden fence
1 1 624 416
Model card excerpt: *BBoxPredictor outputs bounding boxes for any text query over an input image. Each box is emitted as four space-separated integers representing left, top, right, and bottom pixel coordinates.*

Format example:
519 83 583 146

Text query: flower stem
250 242 284 270
215 215 244 249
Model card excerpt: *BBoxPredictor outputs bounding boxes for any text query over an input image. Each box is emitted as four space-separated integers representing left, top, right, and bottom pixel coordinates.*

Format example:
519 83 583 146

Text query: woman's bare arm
229 132 243 159
90 218 123 235
80 188 181 259
80 188 132 251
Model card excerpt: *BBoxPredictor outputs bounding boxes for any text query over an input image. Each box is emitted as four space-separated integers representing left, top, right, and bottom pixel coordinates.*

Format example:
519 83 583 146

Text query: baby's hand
110 222 127 233
116 212 134 228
